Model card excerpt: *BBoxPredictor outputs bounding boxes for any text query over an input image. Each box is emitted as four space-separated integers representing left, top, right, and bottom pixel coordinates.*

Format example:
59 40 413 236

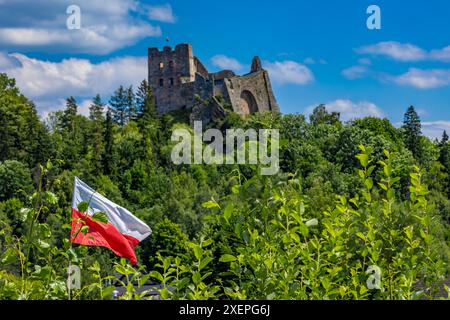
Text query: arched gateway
240 90 259 114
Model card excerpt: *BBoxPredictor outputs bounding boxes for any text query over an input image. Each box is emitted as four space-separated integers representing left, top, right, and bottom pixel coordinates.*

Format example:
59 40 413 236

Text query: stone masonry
148 43 279 122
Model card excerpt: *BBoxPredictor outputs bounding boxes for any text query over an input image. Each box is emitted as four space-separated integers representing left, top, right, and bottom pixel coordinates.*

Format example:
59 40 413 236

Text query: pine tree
440 130 449 147
126 86 137 122
402 106 423 161
136 80 157 123
89 94 105 171
61 97 85 168
89 94 105 122
62 96 78 131
102 109 117 176
109 86 127 126
136 80 159 166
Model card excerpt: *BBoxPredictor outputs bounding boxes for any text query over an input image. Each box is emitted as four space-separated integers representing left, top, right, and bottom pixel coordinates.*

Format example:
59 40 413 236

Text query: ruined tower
148 43 280 120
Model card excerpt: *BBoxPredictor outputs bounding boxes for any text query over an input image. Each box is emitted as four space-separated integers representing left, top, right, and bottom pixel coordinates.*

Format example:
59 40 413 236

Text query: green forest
0 72 449 300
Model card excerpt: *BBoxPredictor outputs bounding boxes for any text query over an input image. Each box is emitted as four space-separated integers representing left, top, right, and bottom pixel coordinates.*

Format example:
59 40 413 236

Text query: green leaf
62 223 72 230
202 239 213 247
364 178 373 191
77 201 89 213
378 183 388 191
192 272 201 285
363 191 372 203
356 153 369 168
231 185 240 194
177 277 190 289
299 201 305 215
89 261 101 273
299 224 309 237
199 257 213 271
138 274 151 287
220 254 237 263
102 286 116 299
160 288 170 300
305 218 318 227
405 227 414 241
37 239 50 249
279 139 289 148
36 265 52 280
356 232 366 242
202 200 220 209
378 160 387 167
92 212 109 224
357 170 365 179
68 248 78 262
387 189 395 200
192 244 202 260
44 191 58 205
383 165 392 178
1 248 18 265
149 270 163 282
224 204 233 221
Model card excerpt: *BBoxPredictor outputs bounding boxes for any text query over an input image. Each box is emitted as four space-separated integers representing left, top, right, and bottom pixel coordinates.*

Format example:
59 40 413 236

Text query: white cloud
343 60 450 89
356 41 425 61
146 4 176 23
78 99 94 117
0 51 20 68
0 28 69 46
0 0 165 54
430 46 450 62
390 68 450 89
422 121 450 140
264 60 314 85
357 41 450 63
0 52 147 114
209 56 314 85
346 42 450 88
342 65 369 79
356 41 427 62
342 58 372 80
211 55 244 72
306 99 384 122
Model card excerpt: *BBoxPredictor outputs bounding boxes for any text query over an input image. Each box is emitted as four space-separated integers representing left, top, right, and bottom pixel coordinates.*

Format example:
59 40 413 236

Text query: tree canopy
0 73 449 300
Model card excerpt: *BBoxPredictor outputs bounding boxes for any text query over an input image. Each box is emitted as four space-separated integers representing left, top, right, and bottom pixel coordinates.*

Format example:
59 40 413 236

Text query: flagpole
68 260 72 301
68 176 76 301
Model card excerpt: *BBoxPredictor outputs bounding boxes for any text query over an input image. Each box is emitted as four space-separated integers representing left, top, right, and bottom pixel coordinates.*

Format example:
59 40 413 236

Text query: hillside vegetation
0 73 449 299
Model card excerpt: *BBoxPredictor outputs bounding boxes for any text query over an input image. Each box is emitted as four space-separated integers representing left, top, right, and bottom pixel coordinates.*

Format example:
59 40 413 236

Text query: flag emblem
70 177 151 265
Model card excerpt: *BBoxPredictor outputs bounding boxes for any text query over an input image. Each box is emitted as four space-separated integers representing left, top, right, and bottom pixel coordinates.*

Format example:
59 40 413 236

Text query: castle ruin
148 44 279 123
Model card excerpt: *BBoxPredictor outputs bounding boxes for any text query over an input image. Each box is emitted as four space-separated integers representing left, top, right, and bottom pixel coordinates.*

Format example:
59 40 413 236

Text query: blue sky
0 0 449 138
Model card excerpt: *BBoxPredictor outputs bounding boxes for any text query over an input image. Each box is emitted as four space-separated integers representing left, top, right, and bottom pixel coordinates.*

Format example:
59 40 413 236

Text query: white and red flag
70 177 151 265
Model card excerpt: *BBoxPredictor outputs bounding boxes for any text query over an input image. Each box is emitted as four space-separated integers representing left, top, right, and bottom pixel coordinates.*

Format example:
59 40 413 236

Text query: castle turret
251 56 263 73
148 44 196 112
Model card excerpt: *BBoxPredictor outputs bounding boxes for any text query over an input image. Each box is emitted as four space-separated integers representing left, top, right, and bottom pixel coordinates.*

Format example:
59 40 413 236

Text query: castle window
170 78 174 86
159 79 164 87
159 62 164 69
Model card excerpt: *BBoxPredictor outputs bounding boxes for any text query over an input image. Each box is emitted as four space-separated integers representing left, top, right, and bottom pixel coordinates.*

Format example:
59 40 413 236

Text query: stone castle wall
148 43 280 117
